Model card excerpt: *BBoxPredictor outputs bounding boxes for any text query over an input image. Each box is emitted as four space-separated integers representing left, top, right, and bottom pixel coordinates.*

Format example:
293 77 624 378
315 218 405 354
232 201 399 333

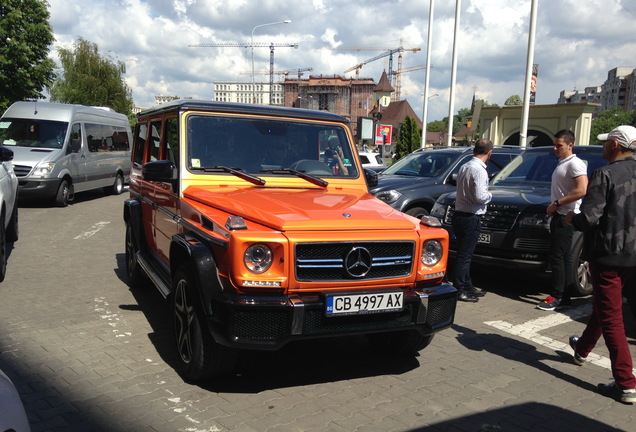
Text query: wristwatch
553 200 561 207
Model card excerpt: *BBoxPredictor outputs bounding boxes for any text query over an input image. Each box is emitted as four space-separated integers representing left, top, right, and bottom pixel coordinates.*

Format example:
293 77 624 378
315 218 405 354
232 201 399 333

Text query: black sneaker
466 288 487 297
537 296 560 311
597 382 636 404
568 335 586 366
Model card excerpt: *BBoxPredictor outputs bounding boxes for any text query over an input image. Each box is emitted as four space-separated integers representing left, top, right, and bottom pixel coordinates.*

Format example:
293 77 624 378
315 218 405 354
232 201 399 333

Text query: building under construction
283 75 376 139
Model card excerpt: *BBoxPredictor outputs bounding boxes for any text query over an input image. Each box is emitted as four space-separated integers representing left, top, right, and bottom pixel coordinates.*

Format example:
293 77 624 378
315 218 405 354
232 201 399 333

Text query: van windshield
0 118 68 149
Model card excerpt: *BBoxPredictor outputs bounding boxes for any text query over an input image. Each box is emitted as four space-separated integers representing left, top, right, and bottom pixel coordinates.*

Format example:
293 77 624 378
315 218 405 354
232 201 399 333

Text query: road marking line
75 221 110 239
484 303 635 373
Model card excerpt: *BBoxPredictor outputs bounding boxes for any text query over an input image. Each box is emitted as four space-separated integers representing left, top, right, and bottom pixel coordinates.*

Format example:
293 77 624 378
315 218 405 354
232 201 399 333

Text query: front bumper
17 177 61 199
208 283 457 350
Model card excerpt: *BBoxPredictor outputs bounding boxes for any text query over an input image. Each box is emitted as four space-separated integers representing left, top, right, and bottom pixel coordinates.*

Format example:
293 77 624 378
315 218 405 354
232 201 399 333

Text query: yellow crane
239 67 313 79
392 65 426 101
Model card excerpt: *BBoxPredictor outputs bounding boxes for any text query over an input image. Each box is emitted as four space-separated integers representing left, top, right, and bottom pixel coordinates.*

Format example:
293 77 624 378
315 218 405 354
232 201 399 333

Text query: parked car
124 100 457 380
430 145 607 296
0 146 18 282
0 101 132 207
0 368 30 432
358 151 386 172
370 146 521 219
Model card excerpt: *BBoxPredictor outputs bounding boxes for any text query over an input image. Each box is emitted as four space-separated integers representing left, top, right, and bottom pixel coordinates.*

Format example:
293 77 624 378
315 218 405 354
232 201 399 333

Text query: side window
85 123 104 153
150 120 162 161
164 117 179 168
133 122 148 168
68 123 82 154
487 154 514 177
449 155 472 178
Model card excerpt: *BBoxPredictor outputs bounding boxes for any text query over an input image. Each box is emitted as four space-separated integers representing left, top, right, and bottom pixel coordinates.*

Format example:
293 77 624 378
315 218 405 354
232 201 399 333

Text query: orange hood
183 185 416 231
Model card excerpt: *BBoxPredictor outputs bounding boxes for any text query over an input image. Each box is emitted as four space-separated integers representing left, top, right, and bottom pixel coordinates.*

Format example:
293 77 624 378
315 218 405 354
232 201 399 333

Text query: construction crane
189 41 299 103
392 65 426 101
343 46 421 82
239 67 313 79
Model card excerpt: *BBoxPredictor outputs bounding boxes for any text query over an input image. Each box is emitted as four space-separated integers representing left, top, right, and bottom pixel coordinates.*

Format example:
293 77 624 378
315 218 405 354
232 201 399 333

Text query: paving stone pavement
0 190 635 432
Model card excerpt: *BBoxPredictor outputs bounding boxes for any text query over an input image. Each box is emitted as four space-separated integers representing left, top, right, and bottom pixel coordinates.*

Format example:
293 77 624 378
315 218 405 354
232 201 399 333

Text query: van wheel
570 235 592 296
171 263 238 380
368 331 434 355
405 207 429 219
105 173 124 195
0 210 6 282
6 205 18 242
125 223 146 287
54 180 72 207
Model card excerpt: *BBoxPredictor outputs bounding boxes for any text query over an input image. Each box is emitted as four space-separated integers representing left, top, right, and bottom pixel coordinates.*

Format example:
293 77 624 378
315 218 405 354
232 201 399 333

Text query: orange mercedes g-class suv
124 100 456 380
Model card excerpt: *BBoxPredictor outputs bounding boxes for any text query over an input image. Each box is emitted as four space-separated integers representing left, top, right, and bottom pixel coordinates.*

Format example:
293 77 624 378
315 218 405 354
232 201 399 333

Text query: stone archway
503 129 553 147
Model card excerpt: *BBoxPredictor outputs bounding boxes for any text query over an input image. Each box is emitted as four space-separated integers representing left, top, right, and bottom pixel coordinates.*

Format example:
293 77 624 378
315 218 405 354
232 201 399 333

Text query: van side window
69 123 82 154
150 121 162 161
85 123 104 152
133 122 148 168
164 117 179 169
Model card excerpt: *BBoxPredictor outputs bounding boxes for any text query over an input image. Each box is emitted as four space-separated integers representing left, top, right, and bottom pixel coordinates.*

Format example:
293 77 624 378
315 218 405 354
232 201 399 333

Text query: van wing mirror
0 146 14 162
143 160 176 183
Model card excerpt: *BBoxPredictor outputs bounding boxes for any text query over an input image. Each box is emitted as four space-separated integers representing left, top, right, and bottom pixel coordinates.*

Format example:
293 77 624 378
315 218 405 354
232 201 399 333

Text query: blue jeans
452 211 481 294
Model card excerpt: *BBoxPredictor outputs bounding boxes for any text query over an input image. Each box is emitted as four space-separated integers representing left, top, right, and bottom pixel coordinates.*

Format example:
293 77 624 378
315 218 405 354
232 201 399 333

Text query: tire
171 263 237 380
104 173 124 195
569 234 592 297
0 210 6 283
6 204 18 242
125 223 146 287
54 179 72 207
405 207 429 219
368 330 434 355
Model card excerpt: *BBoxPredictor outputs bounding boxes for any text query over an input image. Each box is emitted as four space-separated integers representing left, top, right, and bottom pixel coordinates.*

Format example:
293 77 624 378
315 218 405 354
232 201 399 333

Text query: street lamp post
251 19 291 104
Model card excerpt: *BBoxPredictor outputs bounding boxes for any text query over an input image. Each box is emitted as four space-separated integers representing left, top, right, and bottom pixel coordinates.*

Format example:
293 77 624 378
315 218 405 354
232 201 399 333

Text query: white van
0 101 132 206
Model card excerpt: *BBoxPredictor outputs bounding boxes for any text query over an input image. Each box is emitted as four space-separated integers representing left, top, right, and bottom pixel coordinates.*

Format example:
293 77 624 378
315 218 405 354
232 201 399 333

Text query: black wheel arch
170 233 224 328
123 198 146 252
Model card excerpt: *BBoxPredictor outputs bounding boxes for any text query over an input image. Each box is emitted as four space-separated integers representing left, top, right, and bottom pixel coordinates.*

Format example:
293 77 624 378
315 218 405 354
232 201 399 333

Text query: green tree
0 0 56 113
504 95 523 106
395 115 421 159
589 107 636 145
50 38 133 116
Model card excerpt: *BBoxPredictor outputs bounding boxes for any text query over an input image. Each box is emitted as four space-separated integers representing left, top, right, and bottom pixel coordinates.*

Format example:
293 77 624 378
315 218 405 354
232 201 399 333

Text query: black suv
430 146 606 296
370 146 521 219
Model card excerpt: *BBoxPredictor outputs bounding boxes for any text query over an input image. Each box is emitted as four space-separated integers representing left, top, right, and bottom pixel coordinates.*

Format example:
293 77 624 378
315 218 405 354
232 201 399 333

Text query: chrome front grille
295 241 415 281
514 238 550 251
13 165 33 177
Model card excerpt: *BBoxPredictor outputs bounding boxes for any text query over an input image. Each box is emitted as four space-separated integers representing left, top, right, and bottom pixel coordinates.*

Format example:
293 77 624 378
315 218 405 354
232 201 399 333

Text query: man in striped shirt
452 139 493 302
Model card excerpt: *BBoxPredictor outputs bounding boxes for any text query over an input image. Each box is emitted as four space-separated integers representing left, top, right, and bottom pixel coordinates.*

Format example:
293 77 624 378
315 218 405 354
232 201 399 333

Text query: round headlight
244 244 273 273
421 239 443 266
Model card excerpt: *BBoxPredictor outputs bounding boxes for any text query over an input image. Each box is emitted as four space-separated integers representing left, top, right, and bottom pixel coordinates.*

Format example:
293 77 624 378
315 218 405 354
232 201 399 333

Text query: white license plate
326 292 403 316
478 233 491 244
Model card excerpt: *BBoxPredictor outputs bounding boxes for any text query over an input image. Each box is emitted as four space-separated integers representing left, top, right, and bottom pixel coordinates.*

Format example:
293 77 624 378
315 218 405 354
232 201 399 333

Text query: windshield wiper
260 169 329 187
192 166 266 186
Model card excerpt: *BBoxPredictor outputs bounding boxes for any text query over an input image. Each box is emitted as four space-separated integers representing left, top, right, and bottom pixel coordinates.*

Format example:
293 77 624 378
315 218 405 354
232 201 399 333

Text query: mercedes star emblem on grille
344 246 372 278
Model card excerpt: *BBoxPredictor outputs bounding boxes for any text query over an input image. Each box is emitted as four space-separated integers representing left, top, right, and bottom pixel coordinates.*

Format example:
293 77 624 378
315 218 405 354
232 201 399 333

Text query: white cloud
45 0 636 120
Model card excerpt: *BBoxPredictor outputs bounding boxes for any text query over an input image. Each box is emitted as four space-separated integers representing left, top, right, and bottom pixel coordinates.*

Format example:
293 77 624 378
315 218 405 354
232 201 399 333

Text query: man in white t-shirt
537 129 588 311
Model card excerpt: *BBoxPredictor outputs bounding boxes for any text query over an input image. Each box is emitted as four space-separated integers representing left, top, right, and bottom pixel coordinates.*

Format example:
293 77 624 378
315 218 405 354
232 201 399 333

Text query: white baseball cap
597 125 636 149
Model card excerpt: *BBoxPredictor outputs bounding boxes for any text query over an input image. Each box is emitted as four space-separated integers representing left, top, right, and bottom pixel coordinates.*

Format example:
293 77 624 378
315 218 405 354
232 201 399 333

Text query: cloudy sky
47 0 636 122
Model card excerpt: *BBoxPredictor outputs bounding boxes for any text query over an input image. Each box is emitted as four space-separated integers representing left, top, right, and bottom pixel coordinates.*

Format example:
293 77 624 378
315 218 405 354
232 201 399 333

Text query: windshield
186 115 358 178
0 118 68 149
382 151 458 177
492 148 606 186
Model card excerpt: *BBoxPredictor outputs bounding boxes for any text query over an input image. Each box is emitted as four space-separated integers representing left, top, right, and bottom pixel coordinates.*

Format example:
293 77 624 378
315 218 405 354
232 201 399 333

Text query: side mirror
364 167 378 188
447 172 458 185
0 146 14 162
143 160 176 183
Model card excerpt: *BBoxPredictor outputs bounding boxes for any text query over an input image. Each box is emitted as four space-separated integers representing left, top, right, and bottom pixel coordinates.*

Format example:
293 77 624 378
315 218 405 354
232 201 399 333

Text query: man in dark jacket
565 125 636 404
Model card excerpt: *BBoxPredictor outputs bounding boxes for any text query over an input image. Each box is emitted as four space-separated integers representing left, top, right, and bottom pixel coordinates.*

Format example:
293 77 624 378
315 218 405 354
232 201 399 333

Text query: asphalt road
1 189 635 432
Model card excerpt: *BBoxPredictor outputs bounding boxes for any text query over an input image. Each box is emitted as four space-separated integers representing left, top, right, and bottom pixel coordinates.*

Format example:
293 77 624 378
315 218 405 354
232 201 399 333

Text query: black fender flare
123 198 146 251
170 233 224 324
